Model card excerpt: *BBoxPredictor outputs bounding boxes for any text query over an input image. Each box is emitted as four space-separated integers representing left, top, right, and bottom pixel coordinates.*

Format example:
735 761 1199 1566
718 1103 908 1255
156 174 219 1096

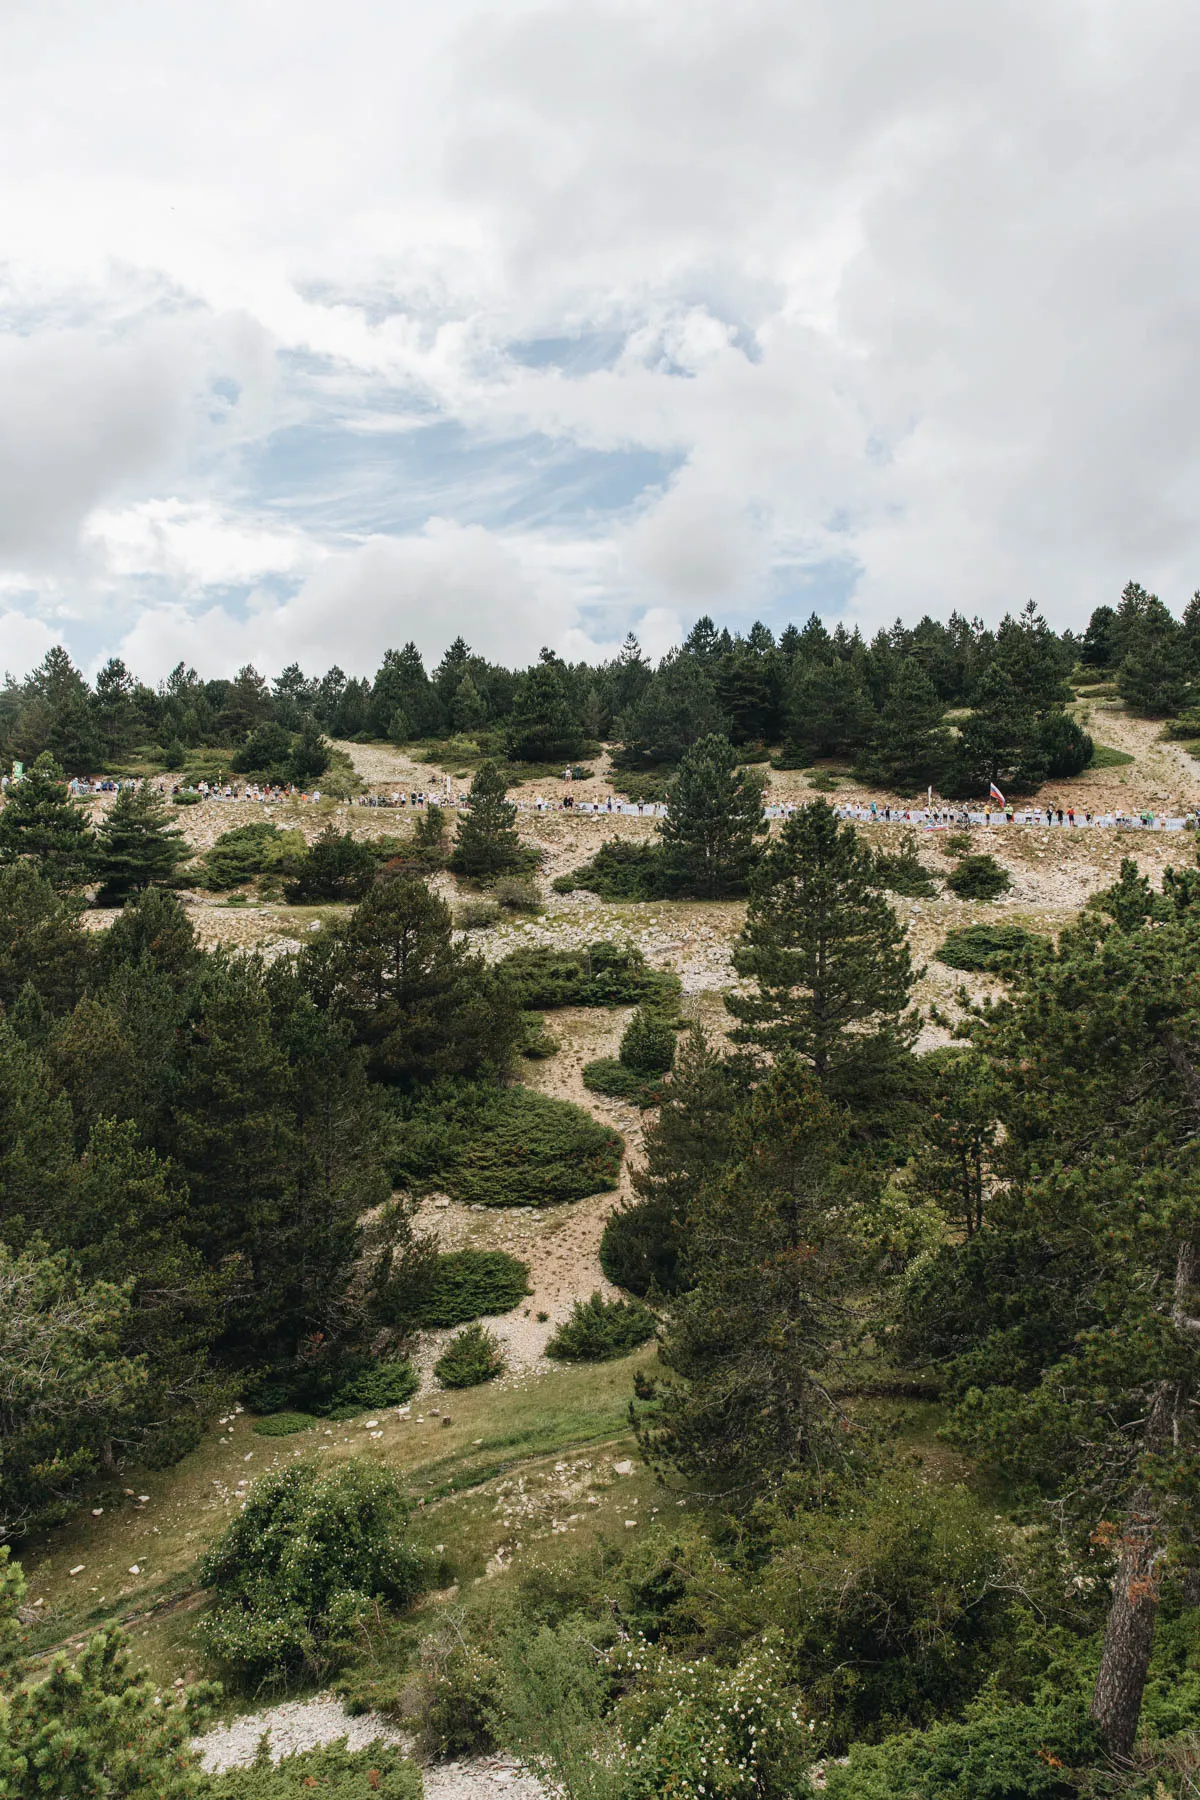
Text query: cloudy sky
2 0 1200 682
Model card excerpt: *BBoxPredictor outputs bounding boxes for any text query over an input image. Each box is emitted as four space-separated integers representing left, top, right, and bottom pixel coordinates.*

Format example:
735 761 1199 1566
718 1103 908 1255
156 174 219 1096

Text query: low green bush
417 1250 531 1327
200 823 305 890
620 1007 676 1075
823 1700 1099 1800
243 1356 418 1419
389 1083 624 1208
435 1323 506 1388
599 1197 685 1296
600 1195 683 1296
518 1012 559 1058
172 787 203 805
493 876 542 913
873 833 938 897
552 839 669 900
941 831 973 856
454 898 501 929
938 923 1046 973
610 771 675 804
199 1459 426 1688
582 1058 667 1107
281 826 378 903
251 1411 318 1438
496 940 680 1010
545 1291 656 1361
945 854 1011 901
204 1739 423 1799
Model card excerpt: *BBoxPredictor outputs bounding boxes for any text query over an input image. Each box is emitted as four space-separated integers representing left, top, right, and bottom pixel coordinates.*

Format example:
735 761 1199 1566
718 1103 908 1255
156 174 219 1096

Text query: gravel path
195 1694 548 1800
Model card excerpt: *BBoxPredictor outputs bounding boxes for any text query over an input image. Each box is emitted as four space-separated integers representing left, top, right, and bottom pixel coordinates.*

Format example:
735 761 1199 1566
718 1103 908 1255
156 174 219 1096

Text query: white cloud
3 0 1200 676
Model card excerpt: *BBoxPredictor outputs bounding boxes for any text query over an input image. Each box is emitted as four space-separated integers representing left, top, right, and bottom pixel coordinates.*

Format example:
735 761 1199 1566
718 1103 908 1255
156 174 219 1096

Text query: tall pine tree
727 800 915 1106
658 733 767 898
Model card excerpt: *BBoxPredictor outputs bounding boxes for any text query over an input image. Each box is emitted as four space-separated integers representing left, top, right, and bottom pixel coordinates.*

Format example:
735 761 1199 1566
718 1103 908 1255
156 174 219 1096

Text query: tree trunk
1090 1483 1164 1757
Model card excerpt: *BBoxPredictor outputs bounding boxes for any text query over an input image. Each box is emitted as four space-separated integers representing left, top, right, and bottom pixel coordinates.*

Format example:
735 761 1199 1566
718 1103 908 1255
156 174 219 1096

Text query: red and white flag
989 782 1005 807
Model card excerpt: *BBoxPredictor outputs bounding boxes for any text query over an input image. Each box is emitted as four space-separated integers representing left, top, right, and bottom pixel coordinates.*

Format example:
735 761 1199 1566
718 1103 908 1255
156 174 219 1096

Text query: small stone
91 1508 103 1517
129 1565 140 1575
69 1565 84 1576
613 1459 634 1476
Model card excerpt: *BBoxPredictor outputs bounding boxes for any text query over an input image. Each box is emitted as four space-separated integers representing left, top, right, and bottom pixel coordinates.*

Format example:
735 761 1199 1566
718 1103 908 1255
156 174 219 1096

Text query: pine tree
0 752 96 890
641 1059 857 1494
451 673 488 732
449 761 530 881
614 650 727 768
599 1026 742 1296
658 733 766 898
504 652 585 762
727 800 915 1105
316 873 520 1086
784 658 874 761
908 869 1200 1754
0 862 91 1014
93 784 189 904
855 660 950 788
0 1573 212 1798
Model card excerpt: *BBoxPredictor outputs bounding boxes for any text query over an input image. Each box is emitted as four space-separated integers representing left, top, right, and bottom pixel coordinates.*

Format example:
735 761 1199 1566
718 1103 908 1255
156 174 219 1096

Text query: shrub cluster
435 1323 507 1388
496 940 680 1011
945 853 1011 901
584 1005 676 1107
545 1291 657 1361
245 1356 418 1421
599 1197 683 1297
205 1740 423 1800
199 1460 426 1687
937 922 1046 973
200 823 306 890
416 1250 531 1328
388 1083 624 1208
552 839 668 900
872 833 938 897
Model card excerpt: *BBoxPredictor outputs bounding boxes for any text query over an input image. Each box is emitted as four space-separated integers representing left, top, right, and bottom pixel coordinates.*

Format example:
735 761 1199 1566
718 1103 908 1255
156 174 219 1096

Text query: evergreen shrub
454 899 501 930
201 823 303 890
244 1356 418 1419
199 1459 425 1687
205 1740 423 1800
388 1083 624 1207
599 1197 683 1296
938 923 1046 973
493 876 542 912
582 1059 667 1107
545 1291 656 1361
552 839 667 899
822 1700 1099 1800
517 1012 559 1058
172 787 203 805
417 1250 530 1327
941 832 973 856
620 1007 676 1075
872 833 938 897
496 941 680 1011
435 1323 506 1388
945 854 1011 901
